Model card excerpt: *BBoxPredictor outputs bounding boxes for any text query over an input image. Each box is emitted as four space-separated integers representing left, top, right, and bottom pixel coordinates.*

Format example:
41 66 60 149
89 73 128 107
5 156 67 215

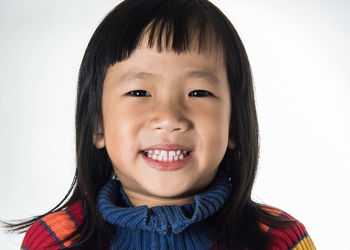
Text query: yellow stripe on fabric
40 210 77 247
292 236 316 250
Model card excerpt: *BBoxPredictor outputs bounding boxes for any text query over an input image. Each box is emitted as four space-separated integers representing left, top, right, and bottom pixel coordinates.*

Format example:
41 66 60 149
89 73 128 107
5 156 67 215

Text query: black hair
4 0 295 249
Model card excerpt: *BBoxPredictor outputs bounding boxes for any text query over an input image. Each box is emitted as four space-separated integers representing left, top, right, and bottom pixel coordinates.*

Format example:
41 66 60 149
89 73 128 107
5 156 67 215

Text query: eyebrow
120 71 155 82
185 70 219 85
120 70 220 85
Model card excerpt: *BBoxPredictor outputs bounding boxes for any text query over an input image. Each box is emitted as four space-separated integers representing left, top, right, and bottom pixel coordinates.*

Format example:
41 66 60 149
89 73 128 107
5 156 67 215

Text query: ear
228 138 235 149
93 124 105 149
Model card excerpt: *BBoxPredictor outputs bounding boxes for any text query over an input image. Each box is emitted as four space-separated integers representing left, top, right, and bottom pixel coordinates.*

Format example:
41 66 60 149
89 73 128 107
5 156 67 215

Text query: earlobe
93 123 105 149
93 133 105 149
228 138 235 149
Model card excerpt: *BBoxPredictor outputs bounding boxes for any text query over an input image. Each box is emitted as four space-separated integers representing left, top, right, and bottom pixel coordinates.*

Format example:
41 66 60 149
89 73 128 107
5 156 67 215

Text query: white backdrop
0 0 349 249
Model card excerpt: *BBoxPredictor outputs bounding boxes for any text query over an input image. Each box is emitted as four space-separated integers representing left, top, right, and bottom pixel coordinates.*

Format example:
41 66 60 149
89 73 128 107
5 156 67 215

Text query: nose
148 97 191 133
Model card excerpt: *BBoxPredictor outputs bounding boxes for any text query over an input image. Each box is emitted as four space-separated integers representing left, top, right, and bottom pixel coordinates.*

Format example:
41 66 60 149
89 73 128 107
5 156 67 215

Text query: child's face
96 38 232 206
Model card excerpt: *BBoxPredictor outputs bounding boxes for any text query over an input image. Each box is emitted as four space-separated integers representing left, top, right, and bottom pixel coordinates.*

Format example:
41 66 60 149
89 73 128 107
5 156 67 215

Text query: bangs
142 9 223 56
95 0 229 66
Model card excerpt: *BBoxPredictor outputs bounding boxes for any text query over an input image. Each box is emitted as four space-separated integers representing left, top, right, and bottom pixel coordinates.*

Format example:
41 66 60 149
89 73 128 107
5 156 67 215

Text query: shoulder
21 200 84 250
259 204 316 250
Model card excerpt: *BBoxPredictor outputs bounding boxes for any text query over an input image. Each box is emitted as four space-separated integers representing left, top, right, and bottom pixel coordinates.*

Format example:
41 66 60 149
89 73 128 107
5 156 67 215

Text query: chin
143 181 194 200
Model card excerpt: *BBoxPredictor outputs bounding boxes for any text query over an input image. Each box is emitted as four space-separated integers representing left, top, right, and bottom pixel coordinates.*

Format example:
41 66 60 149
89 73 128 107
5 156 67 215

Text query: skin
94 36 234 207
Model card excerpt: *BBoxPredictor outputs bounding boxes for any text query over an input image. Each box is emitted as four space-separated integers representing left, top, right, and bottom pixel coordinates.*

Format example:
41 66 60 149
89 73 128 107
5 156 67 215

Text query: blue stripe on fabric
65 208 79 228
288 232 309 250
38 219 66 248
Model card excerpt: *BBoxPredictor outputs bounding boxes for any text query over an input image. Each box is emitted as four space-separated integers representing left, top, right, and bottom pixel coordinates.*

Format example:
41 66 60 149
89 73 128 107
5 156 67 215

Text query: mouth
139 148 193 171
140 149 192 162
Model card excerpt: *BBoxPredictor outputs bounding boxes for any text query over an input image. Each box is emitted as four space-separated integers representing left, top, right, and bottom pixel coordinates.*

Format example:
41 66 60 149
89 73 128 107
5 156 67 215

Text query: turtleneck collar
97 169 231 235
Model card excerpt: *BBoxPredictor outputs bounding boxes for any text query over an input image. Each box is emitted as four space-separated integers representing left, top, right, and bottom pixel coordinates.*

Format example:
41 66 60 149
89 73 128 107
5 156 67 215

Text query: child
7 0 316 249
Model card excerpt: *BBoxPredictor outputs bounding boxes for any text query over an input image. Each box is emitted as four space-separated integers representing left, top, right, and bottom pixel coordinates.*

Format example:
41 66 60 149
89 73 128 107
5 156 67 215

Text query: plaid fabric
260 204 316 250
21 201 83 250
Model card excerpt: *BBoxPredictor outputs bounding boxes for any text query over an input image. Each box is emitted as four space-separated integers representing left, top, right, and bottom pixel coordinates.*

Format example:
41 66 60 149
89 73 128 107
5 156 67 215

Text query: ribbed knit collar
97 169 231 235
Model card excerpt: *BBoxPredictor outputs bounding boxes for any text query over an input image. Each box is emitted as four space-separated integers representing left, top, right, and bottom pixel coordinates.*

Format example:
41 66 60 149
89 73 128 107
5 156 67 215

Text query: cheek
103 100 144 139
193 103 230 159
102 105 143 162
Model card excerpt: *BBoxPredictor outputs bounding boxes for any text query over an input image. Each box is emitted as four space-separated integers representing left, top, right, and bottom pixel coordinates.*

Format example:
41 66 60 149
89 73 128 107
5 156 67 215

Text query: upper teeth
144 149 189 162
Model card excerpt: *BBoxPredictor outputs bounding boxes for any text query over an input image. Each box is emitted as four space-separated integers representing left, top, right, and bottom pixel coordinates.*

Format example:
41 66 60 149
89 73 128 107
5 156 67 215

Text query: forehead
110 36 226 82
104 33 228 90
122 34 225 75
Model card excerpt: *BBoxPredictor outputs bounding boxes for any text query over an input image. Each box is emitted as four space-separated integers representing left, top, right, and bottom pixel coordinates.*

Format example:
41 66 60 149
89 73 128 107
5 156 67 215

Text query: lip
141 150 193 171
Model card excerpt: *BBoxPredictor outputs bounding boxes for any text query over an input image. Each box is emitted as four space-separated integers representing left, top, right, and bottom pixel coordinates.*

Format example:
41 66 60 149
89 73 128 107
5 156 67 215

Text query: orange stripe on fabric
258 222 270 232
258 204 284 232
40 210 77 247
260 204 284 217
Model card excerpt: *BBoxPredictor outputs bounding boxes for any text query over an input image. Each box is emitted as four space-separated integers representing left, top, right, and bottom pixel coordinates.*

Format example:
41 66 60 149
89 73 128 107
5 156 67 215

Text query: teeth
143 149 190 162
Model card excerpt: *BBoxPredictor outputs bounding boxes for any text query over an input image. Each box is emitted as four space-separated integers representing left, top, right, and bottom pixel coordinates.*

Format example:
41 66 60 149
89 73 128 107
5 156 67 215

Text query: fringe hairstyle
4 0 295 249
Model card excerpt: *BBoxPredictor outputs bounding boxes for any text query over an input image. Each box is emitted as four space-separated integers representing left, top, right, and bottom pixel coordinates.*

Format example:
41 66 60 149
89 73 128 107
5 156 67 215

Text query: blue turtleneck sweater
21 170 316 249
97 170 231 250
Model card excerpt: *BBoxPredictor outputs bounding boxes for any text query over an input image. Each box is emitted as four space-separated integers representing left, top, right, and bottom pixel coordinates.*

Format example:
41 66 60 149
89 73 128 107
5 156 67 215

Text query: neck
123 187 195 208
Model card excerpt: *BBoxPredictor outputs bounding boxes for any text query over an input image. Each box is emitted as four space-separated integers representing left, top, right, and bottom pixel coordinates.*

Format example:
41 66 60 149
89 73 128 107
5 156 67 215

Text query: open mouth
141 149 192 162
140 149 193 171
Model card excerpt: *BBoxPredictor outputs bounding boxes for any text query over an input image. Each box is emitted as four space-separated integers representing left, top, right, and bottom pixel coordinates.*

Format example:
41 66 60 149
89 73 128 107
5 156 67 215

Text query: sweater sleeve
260 205 316 250
21 201 83 250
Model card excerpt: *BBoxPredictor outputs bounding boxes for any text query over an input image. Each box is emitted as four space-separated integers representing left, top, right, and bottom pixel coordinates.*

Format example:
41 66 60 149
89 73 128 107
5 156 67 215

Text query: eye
189 90 213 97
126 90 151 97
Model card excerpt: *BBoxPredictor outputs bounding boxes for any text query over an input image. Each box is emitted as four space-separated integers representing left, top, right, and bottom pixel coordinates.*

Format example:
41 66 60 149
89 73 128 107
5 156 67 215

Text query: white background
0 0 349 249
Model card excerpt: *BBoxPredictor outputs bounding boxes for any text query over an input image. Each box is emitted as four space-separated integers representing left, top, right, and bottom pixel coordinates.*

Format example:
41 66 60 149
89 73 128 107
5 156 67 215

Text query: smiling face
94 37 233 207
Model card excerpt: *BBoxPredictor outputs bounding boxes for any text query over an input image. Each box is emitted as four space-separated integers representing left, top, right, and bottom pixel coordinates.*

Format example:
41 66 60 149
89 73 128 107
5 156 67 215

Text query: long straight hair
4 0 295 249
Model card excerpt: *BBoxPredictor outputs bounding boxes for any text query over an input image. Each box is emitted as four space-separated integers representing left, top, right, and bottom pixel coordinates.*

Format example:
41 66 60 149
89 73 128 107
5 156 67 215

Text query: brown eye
189 90 213 97
126 90 151 97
